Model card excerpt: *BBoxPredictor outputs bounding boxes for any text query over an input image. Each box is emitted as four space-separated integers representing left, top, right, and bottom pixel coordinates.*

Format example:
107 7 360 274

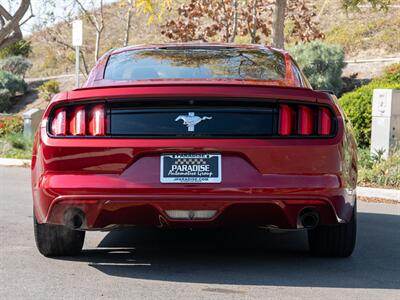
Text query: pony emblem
175 112 212 132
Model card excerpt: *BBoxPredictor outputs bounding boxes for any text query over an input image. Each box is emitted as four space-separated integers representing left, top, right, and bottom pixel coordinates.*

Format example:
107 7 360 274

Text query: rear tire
308 207 356 257
34 213 85 257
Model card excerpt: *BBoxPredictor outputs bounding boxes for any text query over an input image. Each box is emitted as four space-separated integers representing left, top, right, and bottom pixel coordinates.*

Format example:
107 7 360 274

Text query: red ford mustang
32 43 357 257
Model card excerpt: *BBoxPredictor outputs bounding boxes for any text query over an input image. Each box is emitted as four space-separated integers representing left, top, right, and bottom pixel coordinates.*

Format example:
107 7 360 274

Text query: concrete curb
0 157 398 201
357 186 400 202
0 158 31 167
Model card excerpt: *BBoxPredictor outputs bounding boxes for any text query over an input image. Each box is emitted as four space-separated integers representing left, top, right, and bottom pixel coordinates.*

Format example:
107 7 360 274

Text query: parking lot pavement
0 166 399 300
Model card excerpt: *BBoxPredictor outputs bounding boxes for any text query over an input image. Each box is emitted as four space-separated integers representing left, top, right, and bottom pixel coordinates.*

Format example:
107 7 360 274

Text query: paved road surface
0 166 399 299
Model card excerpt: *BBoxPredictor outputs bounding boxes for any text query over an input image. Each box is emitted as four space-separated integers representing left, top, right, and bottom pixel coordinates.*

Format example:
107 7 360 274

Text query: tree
160 0 323 48
134 0 171 25
74 0 105 62
161 0 270 43
0 0 32 49
120 0 135 47
271 0 286 48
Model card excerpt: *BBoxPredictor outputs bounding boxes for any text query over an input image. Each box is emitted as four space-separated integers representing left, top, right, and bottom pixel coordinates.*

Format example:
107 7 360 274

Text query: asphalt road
0 166 399 300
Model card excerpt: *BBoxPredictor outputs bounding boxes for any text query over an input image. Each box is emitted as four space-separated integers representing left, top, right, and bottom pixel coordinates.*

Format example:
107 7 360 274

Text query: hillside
26 0 400 78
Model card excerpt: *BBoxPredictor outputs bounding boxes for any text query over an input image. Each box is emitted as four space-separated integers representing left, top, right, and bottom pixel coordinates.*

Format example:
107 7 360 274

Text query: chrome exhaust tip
64 208 85 229
299 209 320 229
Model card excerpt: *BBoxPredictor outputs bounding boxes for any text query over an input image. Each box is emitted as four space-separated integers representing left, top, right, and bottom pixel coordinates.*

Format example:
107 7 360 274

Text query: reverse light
164 210 217 220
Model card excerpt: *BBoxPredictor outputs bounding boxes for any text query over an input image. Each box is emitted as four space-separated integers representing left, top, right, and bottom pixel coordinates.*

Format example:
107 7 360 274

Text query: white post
371 89 400 159
72 20 83 88
75 46 80 88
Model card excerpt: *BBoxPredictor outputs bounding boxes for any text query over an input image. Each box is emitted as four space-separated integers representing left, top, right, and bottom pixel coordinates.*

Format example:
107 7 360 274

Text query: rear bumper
34 172 355 230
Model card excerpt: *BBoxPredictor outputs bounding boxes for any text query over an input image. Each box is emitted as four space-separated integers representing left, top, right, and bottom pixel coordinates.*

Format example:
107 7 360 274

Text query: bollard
23 108 44 138
371 89 400 159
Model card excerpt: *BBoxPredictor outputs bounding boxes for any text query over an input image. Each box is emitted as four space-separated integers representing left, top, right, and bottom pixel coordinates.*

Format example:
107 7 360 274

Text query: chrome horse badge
175 112 212 132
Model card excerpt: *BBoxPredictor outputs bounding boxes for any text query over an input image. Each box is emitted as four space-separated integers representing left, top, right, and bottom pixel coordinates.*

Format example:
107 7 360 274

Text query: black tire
34 213 85 257
308 207 356 257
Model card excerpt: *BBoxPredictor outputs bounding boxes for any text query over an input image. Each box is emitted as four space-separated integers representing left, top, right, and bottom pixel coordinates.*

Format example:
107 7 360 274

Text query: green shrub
339 65 400 147
0 56 32 78
0 70 27 95
0 40 32 59
289 41 346 95
358 147 400 189
38 80 60 101
383 63 400 83
0 115 23 136
0 132 32 159
0 89 12 112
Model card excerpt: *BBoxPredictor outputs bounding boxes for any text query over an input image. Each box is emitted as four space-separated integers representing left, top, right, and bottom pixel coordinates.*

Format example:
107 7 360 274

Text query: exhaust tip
64 208 85 229
299 209 320 229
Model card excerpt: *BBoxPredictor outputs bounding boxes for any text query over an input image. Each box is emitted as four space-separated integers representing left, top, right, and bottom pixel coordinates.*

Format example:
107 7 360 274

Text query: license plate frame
160 153 222 183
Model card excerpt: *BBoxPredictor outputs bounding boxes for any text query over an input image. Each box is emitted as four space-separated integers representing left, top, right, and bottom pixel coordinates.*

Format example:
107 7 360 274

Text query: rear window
104 47 286 81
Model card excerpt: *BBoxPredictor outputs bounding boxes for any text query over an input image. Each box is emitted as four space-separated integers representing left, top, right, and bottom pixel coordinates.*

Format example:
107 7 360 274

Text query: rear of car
32 44 358 257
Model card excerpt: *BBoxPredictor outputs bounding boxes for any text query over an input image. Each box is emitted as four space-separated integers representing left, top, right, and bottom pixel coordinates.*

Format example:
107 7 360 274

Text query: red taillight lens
89 104 105 136
50 104 107 137
319 107 332 135
279 104 293 136
51 108 66 136
298 105 313 135
69 106 86 136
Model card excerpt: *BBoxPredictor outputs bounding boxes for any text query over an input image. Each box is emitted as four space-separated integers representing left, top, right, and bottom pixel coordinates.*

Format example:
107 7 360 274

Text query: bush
339 65 400 147
383 63 400 83
0 40 32 59
0 56 32 78
0 70 27 95
358 147 400 189
0 89 12 112
0 132 32 159
0 115 23 136
38 80 60 101
289 41 346 95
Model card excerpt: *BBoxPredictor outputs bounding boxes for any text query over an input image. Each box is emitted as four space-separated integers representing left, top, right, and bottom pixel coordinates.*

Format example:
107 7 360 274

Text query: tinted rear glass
104 47 286 81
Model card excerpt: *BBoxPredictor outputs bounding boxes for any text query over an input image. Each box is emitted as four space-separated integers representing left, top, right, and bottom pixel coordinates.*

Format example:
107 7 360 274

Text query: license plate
160 154 221 183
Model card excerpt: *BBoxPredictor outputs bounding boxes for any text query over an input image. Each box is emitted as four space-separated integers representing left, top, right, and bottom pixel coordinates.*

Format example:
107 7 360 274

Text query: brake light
69 106 86 136
278 104 334 137
319 107 332 135
50 104 106 137
279 104 293 136
51 108 66 136
298 105 313 135
89 104 105 136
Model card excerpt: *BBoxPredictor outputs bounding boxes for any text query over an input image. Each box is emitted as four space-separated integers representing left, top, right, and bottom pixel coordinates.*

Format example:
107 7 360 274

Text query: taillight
51 108 66 136
69 106 86 136
319 107 332 135
278 104 334 137
298 105 313 135
89 104 105 136
50 104 106 137
279 104 294 136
